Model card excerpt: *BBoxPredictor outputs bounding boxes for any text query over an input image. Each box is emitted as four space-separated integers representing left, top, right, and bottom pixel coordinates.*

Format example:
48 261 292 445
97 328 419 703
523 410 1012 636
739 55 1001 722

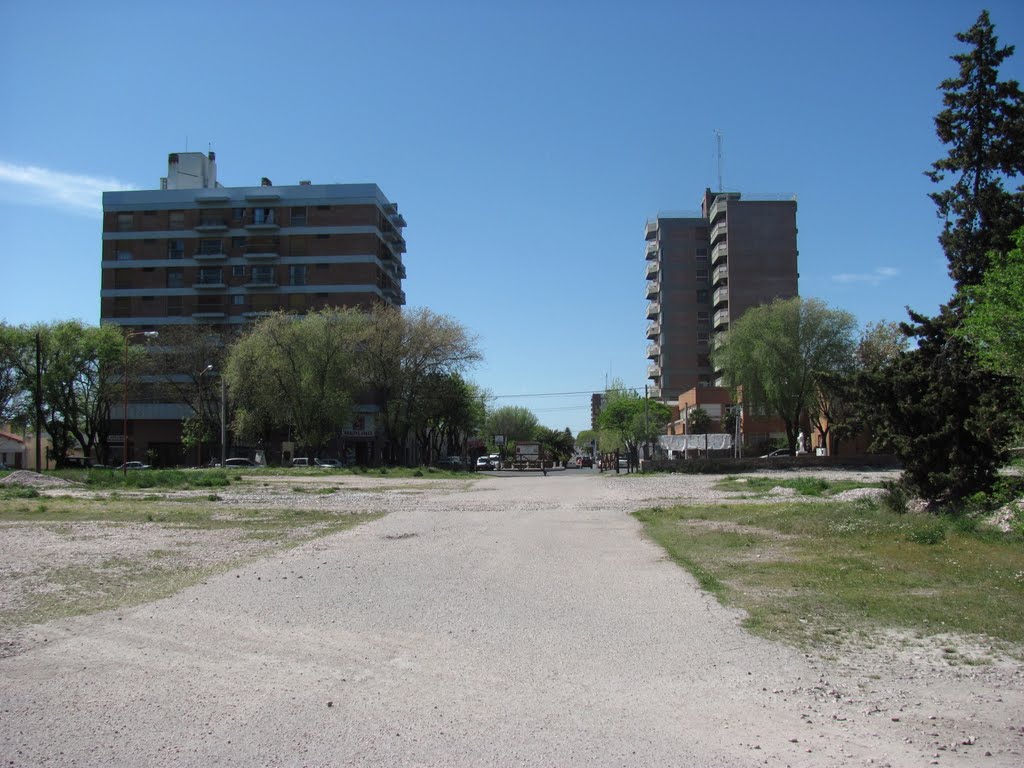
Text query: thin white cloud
0 160 135 214
832 266 901 285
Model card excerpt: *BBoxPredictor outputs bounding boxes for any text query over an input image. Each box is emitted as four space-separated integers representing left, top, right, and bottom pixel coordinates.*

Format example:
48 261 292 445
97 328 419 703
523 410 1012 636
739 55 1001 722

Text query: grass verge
714 475 882 497
633 499 1024 651
0 494 383 632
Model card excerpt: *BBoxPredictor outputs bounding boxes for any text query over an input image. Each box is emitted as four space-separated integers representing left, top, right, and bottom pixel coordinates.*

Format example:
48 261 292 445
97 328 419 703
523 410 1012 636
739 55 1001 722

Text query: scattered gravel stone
0 470 82 488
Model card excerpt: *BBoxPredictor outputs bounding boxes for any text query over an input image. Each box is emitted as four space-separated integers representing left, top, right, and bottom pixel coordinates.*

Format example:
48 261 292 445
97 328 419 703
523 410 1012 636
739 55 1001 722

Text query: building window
232 295 245 306
232 236 247 249
697 289 709 304
116 250 133 261
289 266 307 286
117 214 134 231
697 331 710 343
197 267 222 285
166 269 184 288
290 237 307 257
167 296 183 316
290 206 307 225
253 207 275 224
251 266 275 284
232 265 246 278
114 297 132 317
199 239 222 255
696 248 708 256
169 212 185 230
696 268 709 280
232 208 245 221
167 239 185 259
697 311 709 327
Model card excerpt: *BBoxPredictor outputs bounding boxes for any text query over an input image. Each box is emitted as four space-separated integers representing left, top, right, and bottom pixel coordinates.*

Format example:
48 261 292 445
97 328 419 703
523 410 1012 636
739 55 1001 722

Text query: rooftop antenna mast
715 129 724 192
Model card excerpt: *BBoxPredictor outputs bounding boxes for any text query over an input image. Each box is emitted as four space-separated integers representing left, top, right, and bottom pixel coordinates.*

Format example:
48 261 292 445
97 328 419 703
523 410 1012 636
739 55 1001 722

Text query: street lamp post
123 330 159 476
196 364 213 467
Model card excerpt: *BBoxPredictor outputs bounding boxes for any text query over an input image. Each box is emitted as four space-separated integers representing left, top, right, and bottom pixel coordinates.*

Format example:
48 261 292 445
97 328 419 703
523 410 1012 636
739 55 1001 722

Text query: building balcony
243 250 279 261
711 241 728 266
192 307 226 318
245 214 279 231
648 385 662 399
646 321 660 339
646 342 660 360
647 363 662 379
712 262 729 286
194 192 230 204
645 261 659 280
193 279 225 289
194 250 227 261
708 196 729 222
195 219 228 232
645 240 659 260
645 280 660 300
383 286 407 306
713 308 730 329
646 301 660 320
645 219 658 241
711 221 728 244
713 286 729 308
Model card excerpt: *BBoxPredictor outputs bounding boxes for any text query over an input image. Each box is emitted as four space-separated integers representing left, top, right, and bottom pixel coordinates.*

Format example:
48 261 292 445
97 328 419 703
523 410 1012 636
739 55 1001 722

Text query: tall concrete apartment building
645 189 797 402
101 151 408 465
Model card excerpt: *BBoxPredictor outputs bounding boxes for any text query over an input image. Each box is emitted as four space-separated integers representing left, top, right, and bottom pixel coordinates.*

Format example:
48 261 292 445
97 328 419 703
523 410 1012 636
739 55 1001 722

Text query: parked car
435 456 465 470
576 456 593 468
223 457 257 468
618 457 629 469
291 458 311 468
117 461 150 470
314 458 343 469
475 456 494 470
760 449 792 459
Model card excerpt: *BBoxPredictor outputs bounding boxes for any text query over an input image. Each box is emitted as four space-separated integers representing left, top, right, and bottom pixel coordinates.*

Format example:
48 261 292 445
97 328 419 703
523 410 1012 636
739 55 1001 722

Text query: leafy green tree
959 228 1024 386
485 405 539 454
225 309 367 458
685 407 711 434
361 305 481 463
712 297 858 454
536 426 574 462
926 10 1024 291
413 373 483 462
859 309 1019 504
0 321 125 466
575 429 598 455
597 389 672 467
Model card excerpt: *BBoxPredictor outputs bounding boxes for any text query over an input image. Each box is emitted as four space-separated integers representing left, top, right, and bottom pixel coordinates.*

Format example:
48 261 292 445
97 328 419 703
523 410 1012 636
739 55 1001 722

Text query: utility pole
34 332 42 471
220 374 227 467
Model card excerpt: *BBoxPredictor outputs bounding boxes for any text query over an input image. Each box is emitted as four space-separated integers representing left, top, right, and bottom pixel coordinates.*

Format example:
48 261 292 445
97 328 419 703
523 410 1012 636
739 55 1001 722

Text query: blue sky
2 0 1022 434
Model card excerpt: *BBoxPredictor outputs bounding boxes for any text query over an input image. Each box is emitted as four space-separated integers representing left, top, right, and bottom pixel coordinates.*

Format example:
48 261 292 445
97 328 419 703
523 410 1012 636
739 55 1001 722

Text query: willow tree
712 297 857 454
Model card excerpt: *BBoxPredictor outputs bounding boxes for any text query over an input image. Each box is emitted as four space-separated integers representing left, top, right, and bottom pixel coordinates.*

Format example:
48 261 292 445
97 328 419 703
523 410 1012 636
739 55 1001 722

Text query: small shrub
0 486 40 499
378 467 388 475
908 522 947 546
413 470 423 477
207 494 220 501
881 480 909 514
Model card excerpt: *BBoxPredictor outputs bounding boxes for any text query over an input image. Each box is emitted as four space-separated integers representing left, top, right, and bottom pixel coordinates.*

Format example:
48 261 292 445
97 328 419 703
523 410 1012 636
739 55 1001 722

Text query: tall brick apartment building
101 151 408 465
645 189 798 403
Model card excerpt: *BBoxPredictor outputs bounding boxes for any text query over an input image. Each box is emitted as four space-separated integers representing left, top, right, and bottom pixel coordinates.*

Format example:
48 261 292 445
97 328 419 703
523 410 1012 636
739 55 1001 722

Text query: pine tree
926 10 1024 292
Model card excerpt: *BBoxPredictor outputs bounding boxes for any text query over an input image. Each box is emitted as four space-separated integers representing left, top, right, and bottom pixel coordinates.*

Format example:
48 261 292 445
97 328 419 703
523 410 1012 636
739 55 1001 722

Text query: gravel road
2 469 1021 766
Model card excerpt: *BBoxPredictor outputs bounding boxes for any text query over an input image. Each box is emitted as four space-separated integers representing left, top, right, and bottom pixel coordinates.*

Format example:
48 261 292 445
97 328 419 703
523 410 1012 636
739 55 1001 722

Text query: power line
491 386 647 399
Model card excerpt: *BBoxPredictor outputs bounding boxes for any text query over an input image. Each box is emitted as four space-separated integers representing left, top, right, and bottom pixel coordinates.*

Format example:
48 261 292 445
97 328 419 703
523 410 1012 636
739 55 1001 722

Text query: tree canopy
712 297 857 453
926 10 1024 291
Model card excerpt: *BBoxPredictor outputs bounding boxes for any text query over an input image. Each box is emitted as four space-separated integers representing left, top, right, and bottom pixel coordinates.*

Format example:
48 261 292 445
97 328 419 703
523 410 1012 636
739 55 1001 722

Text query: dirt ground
1 469 1022 766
